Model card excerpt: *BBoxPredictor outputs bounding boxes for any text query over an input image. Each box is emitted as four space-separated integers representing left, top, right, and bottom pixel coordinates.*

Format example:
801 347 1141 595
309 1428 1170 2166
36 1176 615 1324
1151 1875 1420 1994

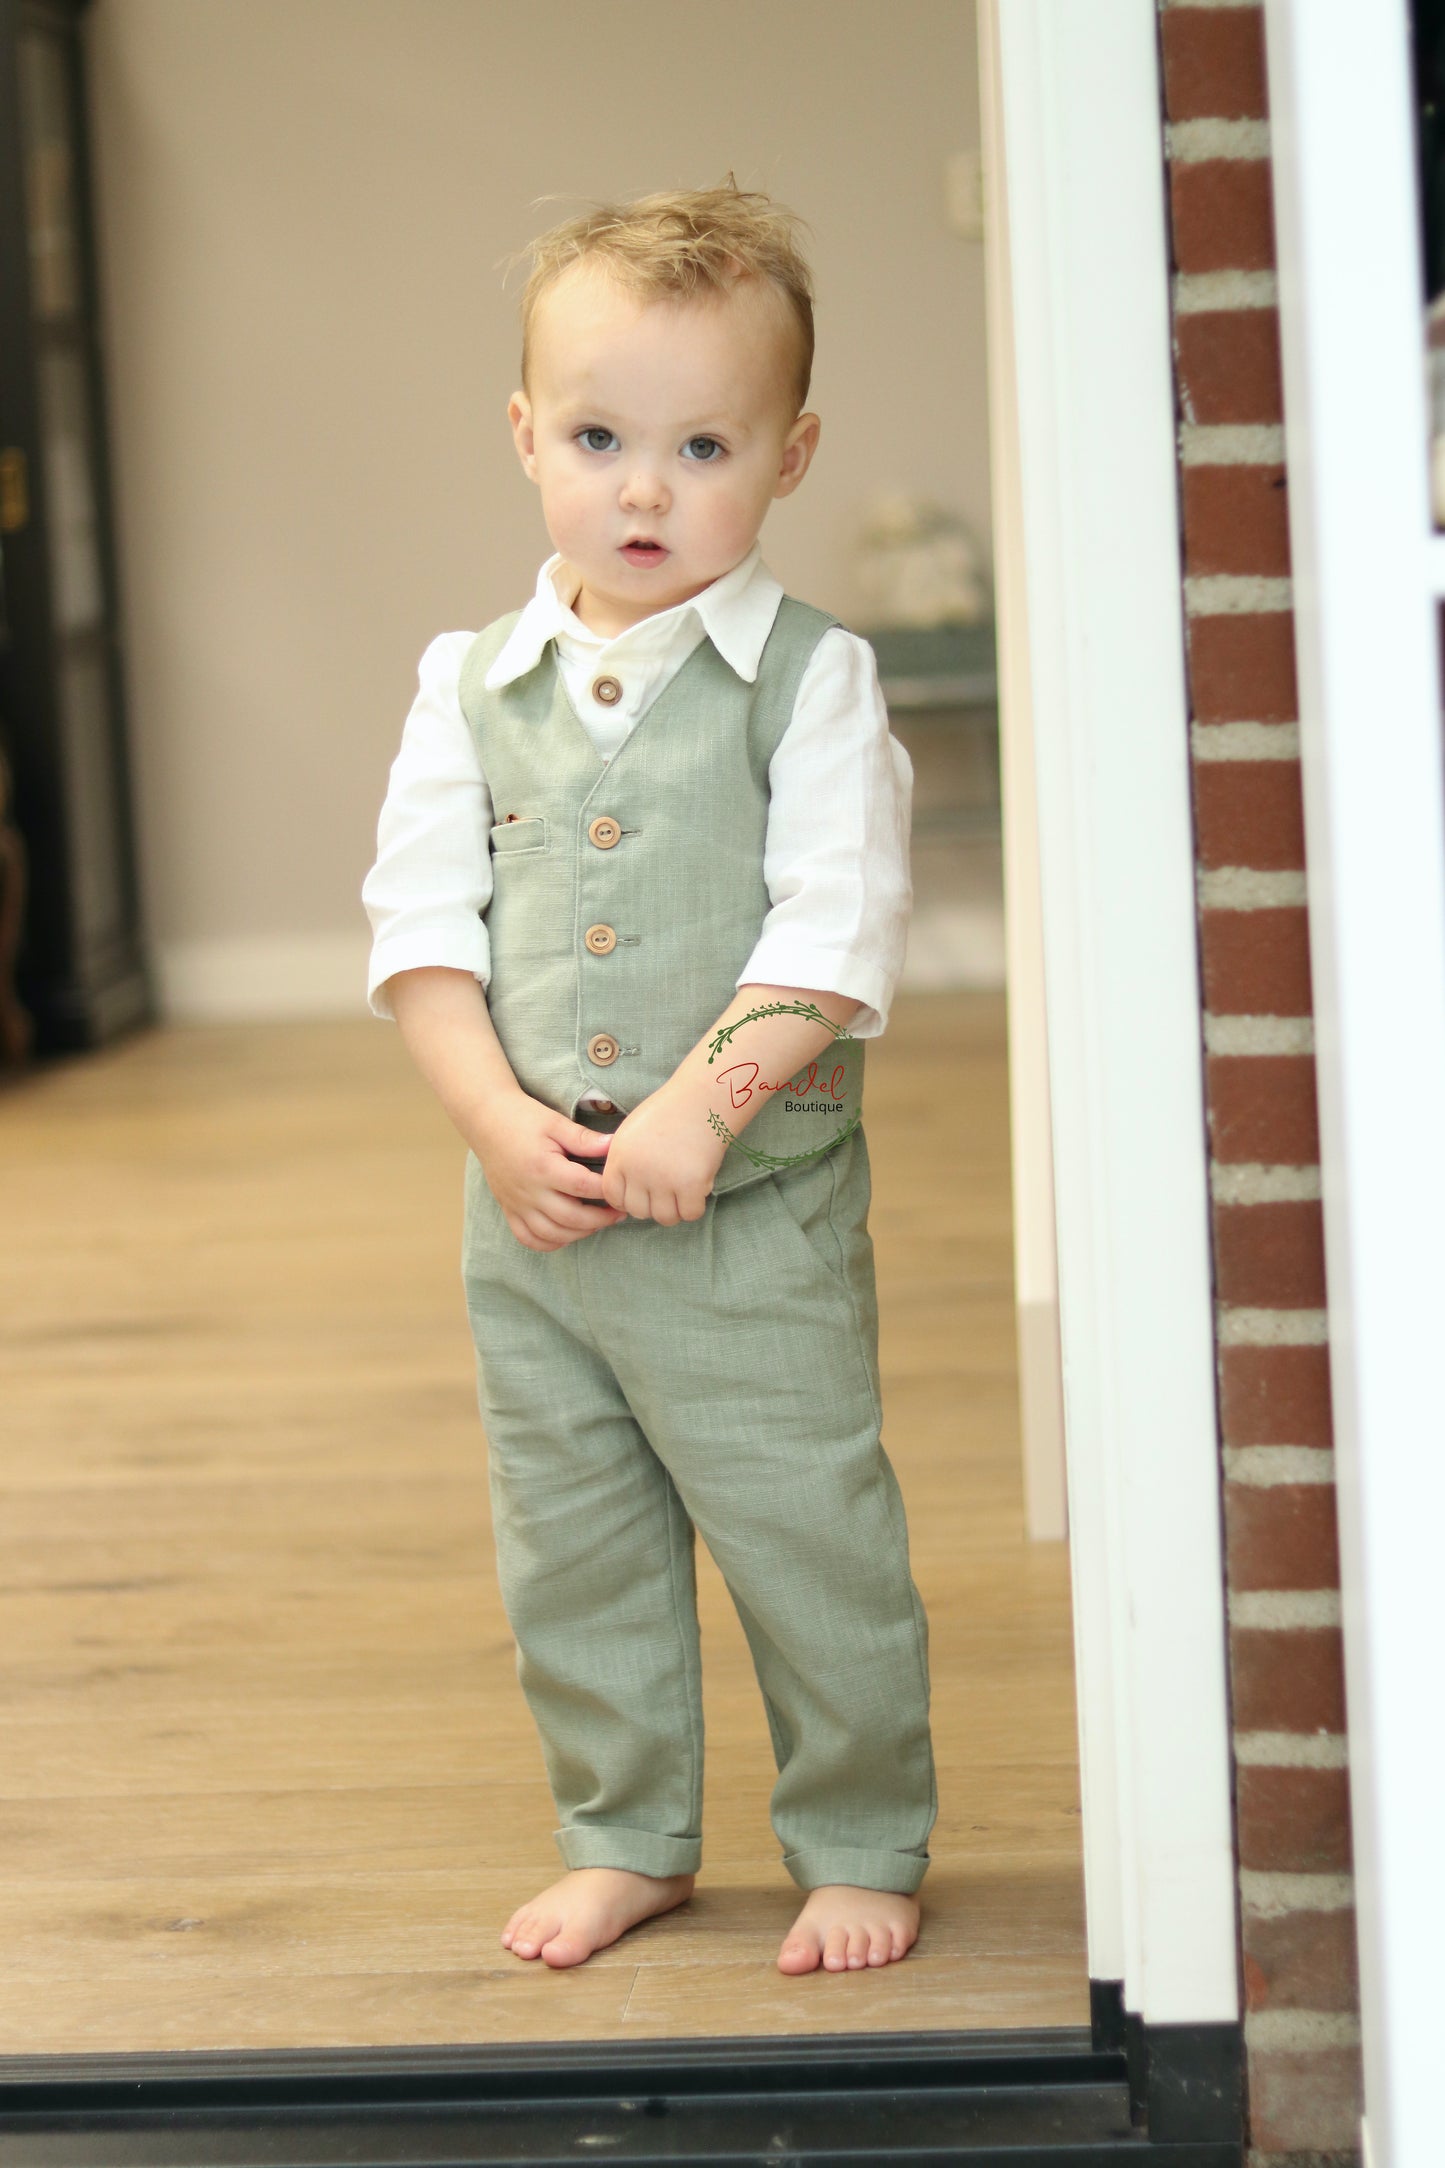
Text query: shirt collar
483 541 783 689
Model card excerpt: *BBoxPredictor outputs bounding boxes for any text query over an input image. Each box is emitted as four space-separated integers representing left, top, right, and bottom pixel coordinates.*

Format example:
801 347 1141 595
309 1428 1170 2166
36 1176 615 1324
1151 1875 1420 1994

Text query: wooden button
584 923 617 954
587 815 621 849
587 1032 620 1067
594 1099 615 1113
591 674 623 706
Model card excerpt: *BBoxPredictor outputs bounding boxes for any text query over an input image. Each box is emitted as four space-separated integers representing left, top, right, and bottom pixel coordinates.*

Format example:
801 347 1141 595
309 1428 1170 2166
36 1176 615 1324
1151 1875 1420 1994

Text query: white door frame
980 0 1240 2024
1263 8 1445 2163
979 0 1068 1550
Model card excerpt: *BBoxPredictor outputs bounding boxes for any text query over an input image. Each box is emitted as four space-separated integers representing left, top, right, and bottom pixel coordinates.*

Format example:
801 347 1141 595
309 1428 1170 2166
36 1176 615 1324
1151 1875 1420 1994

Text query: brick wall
1157 7 1364 2164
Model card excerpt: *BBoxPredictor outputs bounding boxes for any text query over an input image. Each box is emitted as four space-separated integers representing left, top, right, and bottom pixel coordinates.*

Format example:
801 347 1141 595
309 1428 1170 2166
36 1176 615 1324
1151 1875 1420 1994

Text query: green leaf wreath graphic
704 1000 861 1169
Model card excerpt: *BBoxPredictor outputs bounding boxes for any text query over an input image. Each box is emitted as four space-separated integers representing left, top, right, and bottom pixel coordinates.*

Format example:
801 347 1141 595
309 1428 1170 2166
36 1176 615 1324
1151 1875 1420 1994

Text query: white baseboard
153 934 373 1022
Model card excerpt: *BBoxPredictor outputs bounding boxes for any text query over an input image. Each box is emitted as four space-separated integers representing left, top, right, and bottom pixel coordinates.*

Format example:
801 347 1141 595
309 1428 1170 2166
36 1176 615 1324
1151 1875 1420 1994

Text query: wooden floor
0 990 1085 2054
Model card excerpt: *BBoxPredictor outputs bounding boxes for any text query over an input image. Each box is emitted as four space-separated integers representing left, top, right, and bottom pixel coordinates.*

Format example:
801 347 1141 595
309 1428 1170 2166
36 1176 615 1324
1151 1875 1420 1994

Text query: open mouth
620 539 668 565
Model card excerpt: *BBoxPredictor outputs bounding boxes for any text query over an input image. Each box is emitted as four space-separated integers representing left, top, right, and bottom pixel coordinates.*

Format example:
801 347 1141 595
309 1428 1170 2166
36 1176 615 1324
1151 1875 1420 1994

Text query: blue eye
683 435 724 462
579 426 618 453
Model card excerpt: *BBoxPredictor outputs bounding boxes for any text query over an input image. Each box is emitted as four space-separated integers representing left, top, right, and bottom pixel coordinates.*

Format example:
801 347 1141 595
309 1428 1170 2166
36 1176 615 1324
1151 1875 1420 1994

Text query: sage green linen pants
460 1120 937 1896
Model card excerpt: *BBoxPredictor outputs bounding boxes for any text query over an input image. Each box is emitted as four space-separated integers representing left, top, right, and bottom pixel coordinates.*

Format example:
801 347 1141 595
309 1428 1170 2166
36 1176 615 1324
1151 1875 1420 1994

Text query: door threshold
0 2018 1243 2164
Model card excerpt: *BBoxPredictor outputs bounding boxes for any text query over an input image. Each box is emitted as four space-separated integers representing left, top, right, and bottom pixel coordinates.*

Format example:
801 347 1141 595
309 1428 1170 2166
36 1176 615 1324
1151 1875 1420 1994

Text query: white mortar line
1181 424 1286 465
1244 2010 1363 2049
1218 1308 1329 1346
1192 721 1300 759
1186 573 1294 614
1230 1590 1342 1629
1166 118 1271 161
1199 867 1308 908
1174 269 1279 313
1235 1730 1348 1767
1224 1446 1336 1485
1239 1869 1355 1916
1211 1162 1322 1204
1204 1015 1315 1055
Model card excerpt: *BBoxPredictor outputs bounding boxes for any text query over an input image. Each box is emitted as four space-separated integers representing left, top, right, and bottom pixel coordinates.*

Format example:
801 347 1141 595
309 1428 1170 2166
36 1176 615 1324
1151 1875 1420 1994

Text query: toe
540 1930 592 1970
846 1926 869 1968
867 1926 891 1965
512 1909 562 1959
822 1924 850 1971
777 1930 821 1975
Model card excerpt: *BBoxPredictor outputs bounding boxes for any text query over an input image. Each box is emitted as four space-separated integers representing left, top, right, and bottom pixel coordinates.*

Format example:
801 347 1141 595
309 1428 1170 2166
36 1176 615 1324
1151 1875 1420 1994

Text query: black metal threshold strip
0 2017 1243 2167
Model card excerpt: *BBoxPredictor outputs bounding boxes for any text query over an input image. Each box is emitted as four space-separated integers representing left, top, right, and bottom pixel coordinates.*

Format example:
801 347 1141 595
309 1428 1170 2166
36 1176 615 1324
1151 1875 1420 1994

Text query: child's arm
363 635 494 1022
672 980 862 1140
366 637 627 1254
384 965 628 1252
593 982 862 1226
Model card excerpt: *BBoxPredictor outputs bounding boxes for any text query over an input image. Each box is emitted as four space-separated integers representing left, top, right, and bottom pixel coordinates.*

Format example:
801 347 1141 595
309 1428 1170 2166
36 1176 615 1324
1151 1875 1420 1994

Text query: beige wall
84 0 986 1015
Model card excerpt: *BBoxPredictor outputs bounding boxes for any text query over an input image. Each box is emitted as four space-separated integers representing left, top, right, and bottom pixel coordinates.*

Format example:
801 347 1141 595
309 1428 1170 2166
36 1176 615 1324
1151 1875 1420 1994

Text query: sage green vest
456 595 866 1196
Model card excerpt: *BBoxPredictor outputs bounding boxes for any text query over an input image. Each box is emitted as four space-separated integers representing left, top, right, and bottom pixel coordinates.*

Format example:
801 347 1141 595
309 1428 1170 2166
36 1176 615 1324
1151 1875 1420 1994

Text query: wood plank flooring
0 991 1086 2052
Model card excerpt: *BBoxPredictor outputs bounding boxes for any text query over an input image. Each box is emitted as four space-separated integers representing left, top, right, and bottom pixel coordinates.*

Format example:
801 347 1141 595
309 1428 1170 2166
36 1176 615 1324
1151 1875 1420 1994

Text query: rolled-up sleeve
737 626 914 1038
362 631 494 1020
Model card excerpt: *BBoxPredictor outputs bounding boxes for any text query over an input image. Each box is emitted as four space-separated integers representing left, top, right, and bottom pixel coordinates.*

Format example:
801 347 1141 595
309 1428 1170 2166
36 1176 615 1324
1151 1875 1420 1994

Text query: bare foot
776 1883 921 1974
500 1866 695 1969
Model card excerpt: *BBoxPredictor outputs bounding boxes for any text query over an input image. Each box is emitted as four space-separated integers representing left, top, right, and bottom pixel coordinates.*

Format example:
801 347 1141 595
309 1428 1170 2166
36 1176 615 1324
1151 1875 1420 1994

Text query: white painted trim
987 0 1238 2022
977 0 1068 1546
154 934 372 1021
1263 5 1445 2163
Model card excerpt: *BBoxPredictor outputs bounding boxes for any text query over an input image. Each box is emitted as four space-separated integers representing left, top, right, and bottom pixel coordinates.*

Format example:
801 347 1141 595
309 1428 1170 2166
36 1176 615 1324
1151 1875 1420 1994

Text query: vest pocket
489 815 549 855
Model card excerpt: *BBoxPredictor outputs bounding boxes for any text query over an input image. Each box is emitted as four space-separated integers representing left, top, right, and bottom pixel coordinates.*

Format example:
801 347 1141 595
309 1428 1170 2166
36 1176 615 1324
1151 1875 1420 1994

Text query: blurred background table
866 622 1004 994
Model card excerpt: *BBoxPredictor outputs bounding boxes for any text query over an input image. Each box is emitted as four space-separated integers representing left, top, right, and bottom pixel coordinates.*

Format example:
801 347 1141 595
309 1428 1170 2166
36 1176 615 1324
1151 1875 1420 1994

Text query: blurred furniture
0 741 34 1063
0 0 150 1050
866 620 1000 843
870 620 1006 997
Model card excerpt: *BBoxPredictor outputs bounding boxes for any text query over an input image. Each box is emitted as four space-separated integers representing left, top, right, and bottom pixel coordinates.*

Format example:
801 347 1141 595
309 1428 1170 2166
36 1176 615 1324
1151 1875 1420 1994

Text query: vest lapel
545 633 728 775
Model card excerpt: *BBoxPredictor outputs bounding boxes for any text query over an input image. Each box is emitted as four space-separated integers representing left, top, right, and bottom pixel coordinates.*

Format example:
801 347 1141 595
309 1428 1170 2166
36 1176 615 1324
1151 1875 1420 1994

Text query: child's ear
508 391 539 480
774 412 821 499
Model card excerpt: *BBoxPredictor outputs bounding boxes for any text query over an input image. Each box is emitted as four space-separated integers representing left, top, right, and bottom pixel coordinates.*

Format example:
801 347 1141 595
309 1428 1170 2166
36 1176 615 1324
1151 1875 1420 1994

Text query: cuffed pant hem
782 1847 931 1896
555 1825 703 1878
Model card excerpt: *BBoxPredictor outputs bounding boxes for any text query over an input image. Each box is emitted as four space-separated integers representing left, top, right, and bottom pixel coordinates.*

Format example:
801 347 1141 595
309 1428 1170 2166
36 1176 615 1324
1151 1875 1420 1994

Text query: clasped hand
481 1080 730 1252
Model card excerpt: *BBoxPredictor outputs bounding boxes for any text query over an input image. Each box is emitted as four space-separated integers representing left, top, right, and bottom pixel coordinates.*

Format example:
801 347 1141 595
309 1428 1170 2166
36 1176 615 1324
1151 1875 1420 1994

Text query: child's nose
620 467 669 512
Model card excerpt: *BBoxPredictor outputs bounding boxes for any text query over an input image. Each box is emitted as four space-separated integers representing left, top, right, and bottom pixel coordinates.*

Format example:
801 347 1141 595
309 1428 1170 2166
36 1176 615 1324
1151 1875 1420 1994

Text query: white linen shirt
362 543 913 1105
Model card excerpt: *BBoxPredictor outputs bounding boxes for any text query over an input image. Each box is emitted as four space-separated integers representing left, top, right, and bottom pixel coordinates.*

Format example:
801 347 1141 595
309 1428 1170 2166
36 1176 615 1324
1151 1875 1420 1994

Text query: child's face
508 262 820 638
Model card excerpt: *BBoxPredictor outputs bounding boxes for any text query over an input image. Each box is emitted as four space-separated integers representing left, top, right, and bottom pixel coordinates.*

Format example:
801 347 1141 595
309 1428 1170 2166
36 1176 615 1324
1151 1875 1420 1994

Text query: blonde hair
506 176 816 413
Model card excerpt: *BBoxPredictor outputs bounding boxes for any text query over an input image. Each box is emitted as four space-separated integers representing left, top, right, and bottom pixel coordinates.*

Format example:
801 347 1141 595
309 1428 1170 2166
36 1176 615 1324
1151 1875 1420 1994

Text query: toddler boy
363 181 936 1976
